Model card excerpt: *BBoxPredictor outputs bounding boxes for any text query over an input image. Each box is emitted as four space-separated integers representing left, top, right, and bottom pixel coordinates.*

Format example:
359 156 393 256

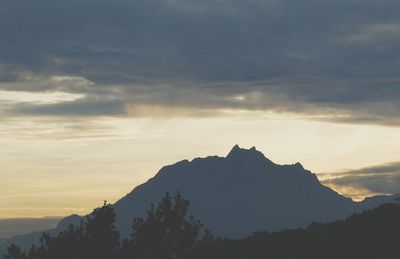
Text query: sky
1 0 400 222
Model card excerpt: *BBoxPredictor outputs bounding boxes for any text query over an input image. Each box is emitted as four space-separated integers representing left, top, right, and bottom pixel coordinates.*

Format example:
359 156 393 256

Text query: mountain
114 145 355 238
2 145 398 253
112 145 397 238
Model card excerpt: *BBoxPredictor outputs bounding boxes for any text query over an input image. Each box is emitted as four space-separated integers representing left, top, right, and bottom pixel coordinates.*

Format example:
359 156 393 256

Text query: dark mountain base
4 194 400 259
191 203 400 259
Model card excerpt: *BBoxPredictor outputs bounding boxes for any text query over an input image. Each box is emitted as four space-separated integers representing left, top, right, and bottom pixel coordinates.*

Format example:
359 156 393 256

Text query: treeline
4 193 400 259
4 192 214 259
211 202 400 259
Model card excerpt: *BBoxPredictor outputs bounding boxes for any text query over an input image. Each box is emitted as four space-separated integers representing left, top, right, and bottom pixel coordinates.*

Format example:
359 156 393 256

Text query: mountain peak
228 144 241 153
227 144 250 156
226 145 273 164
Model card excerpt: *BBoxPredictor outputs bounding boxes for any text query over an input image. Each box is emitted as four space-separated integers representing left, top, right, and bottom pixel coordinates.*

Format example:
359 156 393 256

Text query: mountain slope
113 145 360 238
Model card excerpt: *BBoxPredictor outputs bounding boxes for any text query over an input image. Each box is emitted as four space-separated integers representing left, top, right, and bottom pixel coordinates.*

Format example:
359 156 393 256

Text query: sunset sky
1 0 400 219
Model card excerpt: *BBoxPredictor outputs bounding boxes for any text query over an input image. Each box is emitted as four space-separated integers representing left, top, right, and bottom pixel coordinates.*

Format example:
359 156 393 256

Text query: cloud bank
1 0 400 124
322 161 400 200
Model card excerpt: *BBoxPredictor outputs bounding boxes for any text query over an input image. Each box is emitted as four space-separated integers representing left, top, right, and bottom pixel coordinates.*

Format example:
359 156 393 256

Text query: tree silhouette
4 202 120 259
124 192 203 259
84 201 120 259
4 244 26 259
6 195 400 259
38 222 85 259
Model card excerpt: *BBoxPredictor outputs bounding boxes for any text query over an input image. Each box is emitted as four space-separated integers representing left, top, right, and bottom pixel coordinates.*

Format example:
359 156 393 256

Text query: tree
127 192 203 259
24 201 119 259
84 201 120 259
4 244 26 259
188 228 221 259
38 223 85 259
4 195 208 259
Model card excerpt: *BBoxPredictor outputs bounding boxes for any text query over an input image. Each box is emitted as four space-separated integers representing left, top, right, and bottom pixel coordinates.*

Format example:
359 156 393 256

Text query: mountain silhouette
113 145 394 238
2 145 398 252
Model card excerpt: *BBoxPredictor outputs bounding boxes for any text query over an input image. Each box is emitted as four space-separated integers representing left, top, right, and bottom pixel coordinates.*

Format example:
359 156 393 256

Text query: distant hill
0 215 81 255
0 218 61 239
2 145 398 253
191 203 400 259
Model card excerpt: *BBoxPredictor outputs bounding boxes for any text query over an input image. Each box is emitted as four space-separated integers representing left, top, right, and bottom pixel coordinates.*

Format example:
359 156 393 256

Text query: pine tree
84 201 120 259
128 192 203 259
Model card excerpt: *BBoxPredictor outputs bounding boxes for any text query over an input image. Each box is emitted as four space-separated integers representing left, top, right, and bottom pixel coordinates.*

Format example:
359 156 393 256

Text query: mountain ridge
111 145 387 238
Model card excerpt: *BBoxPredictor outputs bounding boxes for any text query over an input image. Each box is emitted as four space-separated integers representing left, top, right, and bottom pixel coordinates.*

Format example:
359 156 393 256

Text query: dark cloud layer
1 0 400 123
322 162 400 195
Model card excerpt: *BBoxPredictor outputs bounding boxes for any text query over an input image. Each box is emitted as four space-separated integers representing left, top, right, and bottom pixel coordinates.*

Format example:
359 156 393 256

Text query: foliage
4 195 400 259
4 192 205 259
190 203 400 259
121 192 203 259
4 245 26 259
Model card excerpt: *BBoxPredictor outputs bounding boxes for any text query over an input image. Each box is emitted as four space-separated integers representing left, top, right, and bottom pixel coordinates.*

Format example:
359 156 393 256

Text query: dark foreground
4 193 400 259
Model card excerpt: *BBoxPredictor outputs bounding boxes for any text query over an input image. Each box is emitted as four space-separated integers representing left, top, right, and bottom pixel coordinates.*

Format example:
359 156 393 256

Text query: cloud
6 98 125 117
1 0 400 124
338 23 400 45
321 161 400 200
